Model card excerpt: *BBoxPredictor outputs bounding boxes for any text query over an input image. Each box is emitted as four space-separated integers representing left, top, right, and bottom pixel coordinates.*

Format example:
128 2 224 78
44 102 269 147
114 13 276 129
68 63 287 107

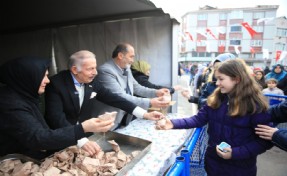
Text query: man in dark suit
45 50 163 154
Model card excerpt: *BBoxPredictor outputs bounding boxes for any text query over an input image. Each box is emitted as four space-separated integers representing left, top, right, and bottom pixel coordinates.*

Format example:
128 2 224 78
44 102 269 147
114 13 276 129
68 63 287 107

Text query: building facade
179 5 287 68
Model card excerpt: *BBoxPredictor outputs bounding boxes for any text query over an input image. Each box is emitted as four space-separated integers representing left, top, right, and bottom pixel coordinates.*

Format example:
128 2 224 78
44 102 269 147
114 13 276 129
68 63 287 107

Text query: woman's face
255 72 263 80
145 69 150 76
274 66 282 73
38 70 50 95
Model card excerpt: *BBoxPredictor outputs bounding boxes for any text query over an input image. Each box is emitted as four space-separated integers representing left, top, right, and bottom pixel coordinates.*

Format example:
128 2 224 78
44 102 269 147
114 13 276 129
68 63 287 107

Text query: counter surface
115 113 193 176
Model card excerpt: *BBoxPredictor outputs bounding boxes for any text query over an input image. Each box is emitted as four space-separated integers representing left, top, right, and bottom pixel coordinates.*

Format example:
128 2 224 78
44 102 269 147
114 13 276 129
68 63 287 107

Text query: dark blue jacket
268 100 287 151
171 97 273 176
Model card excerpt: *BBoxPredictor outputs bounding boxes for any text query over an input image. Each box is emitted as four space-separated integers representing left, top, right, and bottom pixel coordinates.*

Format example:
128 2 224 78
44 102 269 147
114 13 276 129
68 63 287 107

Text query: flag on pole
180 32 188 41
250 47 255 54
262 49 269 59
185 32 193 41
257 17 274 25
241 22 258 38
206 28 218 40
279 51 287 61
234 45 240 55
275 51 282 61
216 26 226 34
196 29 208 38
219 45 225 53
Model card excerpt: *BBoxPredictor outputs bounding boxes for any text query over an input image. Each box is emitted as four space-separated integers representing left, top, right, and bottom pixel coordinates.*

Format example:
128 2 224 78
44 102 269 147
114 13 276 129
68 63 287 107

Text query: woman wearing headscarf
131 60 181 95
265 64 287 95
0 57 114 159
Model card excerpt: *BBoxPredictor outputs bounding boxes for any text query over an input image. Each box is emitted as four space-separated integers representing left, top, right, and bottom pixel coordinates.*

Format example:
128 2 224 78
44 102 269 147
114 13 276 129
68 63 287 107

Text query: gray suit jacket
94 59 156 129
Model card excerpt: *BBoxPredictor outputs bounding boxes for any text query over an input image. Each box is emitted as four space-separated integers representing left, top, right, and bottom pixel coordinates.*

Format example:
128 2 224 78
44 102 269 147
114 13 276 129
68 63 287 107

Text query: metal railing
166 128 202 176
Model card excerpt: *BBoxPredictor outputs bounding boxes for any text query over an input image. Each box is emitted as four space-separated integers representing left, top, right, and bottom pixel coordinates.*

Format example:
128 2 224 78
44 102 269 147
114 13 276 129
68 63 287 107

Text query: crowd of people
0 45 286 175
174 55 287 175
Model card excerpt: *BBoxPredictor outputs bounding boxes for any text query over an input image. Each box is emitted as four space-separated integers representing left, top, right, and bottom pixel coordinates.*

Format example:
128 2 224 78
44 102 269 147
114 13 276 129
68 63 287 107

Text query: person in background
262 78 284 96
95 43 170 129
265 64 287 95
178 62 184 77
181 53 236 109
157 59 273 176
189 63 198 86
192 64 207 97
0 57 115 159
45 50 164 154
264 65 271 75
254 70 266 90
131 60 182 95
255 100 287 151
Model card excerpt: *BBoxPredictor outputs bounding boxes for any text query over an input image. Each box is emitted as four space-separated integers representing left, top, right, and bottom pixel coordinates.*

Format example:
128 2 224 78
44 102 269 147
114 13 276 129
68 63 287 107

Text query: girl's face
255 72 263 80
215 71 238 94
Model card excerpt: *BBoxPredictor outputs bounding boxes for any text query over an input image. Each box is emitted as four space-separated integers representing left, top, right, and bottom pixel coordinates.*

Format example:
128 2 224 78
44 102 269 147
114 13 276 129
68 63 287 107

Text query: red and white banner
241 22 258 38
275 50 282 61
250 47 255 54
234 45 240 55
279 51 287 61
185 32 194 41
206 28 218 40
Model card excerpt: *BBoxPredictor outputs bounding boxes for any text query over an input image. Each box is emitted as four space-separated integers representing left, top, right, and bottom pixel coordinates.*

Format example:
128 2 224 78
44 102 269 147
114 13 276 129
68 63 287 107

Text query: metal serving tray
89 131 152 176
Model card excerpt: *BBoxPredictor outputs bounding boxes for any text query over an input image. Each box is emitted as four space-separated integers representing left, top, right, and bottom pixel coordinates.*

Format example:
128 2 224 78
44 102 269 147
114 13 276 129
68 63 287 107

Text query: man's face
121 46 135 69
73 58 97 83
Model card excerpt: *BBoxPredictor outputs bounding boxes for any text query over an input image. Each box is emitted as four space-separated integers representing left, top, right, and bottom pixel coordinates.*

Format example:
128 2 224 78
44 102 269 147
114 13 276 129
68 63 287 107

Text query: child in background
156 59 273 176
262 78 284 95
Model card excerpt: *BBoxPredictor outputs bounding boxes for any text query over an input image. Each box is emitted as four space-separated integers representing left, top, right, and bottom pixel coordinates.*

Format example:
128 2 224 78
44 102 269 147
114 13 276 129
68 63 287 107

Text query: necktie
121 68 132 127
75 84 84 108
123 69 131 95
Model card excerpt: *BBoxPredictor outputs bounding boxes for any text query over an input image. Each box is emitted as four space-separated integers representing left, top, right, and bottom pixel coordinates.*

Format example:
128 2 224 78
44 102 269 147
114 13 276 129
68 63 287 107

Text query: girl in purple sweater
156 59 273 176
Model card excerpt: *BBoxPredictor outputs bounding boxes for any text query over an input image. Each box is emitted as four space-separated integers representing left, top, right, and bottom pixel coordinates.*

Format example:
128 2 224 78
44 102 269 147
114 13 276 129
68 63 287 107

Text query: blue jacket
268 100 287 151
171 97 273 176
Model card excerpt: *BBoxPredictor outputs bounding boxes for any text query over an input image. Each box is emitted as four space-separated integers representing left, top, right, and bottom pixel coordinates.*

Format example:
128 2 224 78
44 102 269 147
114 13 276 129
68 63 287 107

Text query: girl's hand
155 117 174 130
216 145 232 159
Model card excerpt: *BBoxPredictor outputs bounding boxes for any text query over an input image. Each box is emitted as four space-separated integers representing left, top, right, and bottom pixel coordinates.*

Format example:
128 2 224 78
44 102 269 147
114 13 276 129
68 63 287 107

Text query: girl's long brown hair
207 59 269 116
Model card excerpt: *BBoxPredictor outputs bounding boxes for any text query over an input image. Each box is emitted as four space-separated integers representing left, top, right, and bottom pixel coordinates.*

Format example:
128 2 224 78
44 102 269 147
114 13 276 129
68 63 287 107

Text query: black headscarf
0 57 50 101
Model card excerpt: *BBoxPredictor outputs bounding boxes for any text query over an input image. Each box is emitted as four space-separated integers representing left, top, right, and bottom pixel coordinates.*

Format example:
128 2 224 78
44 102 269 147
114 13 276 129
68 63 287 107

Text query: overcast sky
151 0 287 20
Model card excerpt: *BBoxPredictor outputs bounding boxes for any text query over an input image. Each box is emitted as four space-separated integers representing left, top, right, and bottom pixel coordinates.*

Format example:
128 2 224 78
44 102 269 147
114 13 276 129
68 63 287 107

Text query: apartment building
180 5 287 68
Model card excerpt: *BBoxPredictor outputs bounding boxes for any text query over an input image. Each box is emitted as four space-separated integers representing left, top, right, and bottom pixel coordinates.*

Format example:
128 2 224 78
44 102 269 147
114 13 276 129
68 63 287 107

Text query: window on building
230 40 241 45
198 14 207 20
219 13 227 20
198 52 205 57
206 52 212 57
277 28 287 37
192 50 198 57
196 41 206 46
254 12 264 19
230 10 243 19
230 26 242 32
253 26 263 33
251 40 262 46
275 43 286 51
